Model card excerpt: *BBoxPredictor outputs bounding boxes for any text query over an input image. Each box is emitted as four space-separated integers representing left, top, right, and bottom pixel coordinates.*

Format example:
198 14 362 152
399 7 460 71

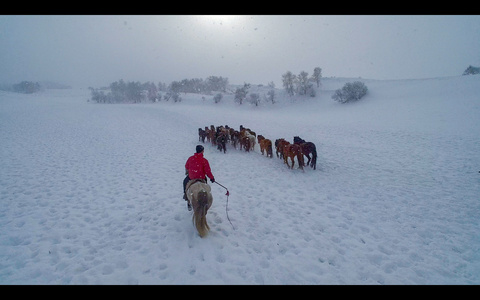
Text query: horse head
294 136 306 145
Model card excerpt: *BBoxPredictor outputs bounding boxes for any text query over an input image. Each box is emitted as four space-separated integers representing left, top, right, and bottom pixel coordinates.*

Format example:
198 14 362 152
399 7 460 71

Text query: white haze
1 15 480 88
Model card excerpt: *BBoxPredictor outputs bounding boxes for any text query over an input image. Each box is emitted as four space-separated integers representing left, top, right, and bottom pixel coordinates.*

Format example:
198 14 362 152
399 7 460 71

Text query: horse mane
293 136 306 145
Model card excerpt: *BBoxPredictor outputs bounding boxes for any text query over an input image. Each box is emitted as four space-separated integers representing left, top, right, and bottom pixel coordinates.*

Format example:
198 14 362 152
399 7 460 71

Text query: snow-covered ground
1 75 479 284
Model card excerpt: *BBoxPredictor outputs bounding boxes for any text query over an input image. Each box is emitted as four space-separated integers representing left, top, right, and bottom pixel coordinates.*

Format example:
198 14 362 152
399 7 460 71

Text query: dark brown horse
294 136 317 170
198 128 207 143
230 130 240 149
216 133 227 153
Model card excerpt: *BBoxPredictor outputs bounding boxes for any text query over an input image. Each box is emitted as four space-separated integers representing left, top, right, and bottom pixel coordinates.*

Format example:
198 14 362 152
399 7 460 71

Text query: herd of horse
198 125 317 171
190 124 318 237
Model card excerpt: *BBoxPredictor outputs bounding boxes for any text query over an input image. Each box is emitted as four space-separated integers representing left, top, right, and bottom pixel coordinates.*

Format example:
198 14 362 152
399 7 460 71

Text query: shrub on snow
463 65 480 75
213 93 223 103
332 81 368 103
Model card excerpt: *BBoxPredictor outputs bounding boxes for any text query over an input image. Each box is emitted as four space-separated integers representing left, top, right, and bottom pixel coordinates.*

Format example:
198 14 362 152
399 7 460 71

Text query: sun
197 15 241 27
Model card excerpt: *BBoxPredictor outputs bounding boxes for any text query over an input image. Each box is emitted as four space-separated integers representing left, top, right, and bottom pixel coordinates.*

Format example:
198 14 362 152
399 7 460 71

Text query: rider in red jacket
183 145 215 207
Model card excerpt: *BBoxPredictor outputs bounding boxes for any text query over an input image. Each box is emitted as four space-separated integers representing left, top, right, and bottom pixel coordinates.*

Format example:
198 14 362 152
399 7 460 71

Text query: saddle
185 178 207 194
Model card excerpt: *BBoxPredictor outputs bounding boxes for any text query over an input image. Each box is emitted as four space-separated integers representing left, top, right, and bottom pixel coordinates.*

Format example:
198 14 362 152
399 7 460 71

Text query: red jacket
185 152 214 181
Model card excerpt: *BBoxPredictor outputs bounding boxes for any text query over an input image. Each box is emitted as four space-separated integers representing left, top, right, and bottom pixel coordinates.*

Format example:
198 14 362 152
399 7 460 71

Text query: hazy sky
1 15 480 88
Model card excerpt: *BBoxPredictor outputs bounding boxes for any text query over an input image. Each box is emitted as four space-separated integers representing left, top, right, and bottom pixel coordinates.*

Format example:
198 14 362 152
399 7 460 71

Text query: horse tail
311 143 317 170
267 142 273 158
193 189 210 237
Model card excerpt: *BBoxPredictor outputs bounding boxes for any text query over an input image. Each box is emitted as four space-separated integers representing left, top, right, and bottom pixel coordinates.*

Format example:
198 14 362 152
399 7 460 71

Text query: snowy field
0 75 479 284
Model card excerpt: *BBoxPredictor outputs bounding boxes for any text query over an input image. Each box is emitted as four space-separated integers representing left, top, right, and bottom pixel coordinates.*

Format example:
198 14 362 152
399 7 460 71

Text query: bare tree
282 71 296 96
312 67 322 87
234 83 250 105
296 71 310 95
248 93 260 106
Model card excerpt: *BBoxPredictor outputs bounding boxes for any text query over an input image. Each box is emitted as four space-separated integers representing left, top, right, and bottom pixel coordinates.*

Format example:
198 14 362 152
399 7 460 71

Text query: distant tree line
14 81 41 94
88 63 478 105
89 80 156 104
0 81 42 94
89 76 229 104
0 81 71 93
170 76 229 94
233 81 276 106
281 67 322 97
90 80 172 104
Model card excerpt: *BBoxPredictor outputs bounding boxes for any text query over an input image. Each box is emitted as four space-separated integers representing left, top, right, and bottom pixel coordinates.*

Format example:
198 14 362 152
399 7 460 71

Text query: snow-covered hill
1 75 479 284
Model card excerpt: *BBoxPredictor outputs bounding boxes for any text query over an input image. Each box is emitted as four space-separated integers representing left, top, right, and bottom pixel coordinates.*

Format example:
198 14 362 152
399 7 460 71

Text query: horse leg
305 153 311 167
297 154 304 170
286 155 293 169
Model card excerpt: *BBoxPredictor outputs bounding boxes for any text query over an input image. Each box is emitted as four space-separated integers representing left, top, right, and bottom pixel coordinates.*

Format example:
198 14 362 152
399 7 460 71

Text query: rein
214 181 235 230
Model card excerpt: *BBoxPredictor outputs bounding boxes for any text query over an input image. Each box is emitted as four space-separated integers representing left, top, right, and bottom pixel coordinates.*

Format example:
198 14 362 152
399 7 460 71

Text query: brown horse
205 126 211 143
244 130 256 151
240 135 251 152
230 130 240 149
240 128 255 151
294 136 318 170
257 134 265 144
186 179 213 238
209 125 216 146
284 143 304 170
275 138 289 159
260 138 273 158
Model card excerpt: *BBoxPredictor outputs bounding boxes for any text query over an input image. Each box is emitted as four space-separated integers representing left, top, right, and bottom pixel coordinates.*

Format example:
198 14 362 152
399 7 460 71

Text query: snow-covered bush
332 81 368 103
463 65 480 75
213 93 223 103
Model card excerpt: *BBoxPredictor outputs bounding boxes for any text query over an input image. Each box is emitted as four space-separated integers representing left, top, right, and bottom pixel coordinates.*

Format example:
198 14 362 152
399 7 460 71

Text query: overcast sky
1 15 480 88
